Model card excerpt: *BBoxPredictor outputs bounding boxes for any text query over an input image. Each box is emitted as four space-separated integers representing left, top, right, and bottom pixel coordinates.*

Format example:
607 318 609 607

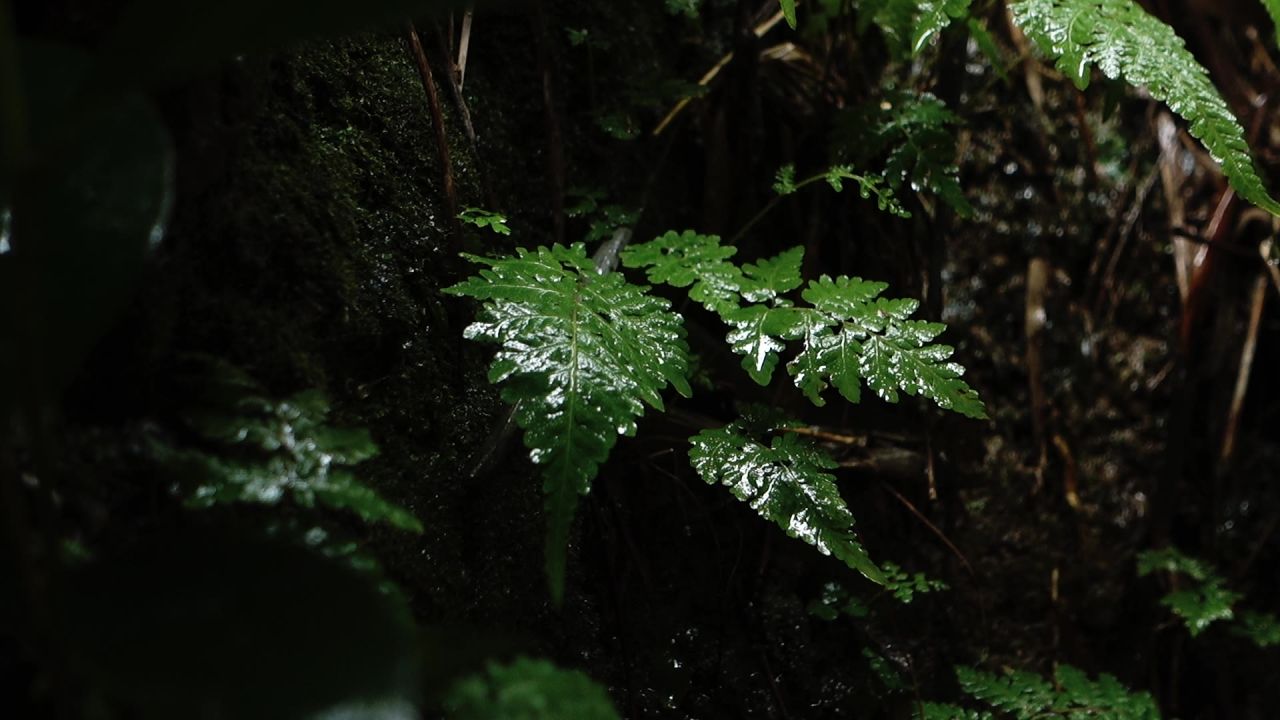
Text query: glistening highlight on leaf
445 243 691 602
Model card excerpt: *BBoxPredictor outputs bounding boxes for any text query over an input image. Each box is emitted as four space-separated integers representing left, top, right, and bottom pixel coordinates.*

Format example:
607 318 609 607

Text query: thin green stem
728 173 832 245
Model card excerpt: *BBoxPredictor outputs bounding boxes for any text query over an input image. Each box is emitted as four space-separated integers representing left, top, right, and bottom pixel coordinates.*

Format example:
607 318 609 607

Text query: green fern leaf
793 276 987 417
1136 547 1242 635
780 0 798 28
1161 582 1240 636
446 657 620 720
446 244 691 602
723 303 813 384
1264 0 1280 45
620 230 743 315
458 207 511 235
881 561 949 602
151 373 422 533
1010 0 1280 215
1136 546 1213 581
956 666 1056 717
835 91 974 216
912 0 971 53
774 163 800 195
689 421 883 584
625 234 986 418
955 664 1160 719
740 246 805 302
825 166 912 217
917 704 995 720
1234 610 1280 647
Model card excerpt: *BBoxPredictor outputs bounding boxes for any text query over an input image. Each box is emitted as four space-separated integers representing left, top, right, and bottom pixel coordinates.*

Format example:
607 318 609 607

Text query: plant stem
728 173 835 244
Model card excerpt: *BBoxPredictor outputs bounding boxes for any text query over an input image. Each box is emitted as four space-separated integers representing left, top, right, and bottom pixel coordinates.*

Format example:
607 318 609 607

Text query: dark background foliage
2 0 1279 717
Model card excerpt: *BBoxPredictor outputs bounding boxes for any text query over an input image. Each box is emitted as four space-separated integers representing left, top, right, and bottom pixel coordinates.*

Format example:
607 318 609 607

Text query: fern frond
689 421 883 584
794 276 986 416
446 657 620 720
917 704 994 720
1264 0 1280 46
1161 582 1240 636
1235 610 1280 647
458 207 511 235
741 246 806 301
881 561 949 602
446 244 691 602
1136 546 1213 581
151 375 421 533
834 91 974 216
954 664 1160 719
723 302 816 385
1136 547 1241 635
621 229 744 315
912 0 971 53
624 233 987 418
1010 0 1280 215
808 581 871 620
824 166 912 217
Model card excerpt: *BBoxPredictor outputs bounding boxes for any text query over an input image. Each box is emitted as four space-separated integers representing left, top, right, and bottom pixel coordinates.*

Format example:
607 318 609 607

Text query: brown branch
878 480 976 578
1219 274 1267 468
406 22 460 243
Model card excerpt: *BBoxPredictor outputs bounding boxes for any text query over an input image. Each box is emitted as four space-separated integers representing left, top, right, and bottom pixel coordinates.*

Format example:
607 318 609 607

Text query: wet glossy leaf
626 234 985 417
912 0 971 53
689 421 883 584
723 304 818 385
60 531 419 720
793 276 987 417
459 207 511 236
445 657 620 720
621 230 744 315
1011 0 1280 215
823 166 911 217
739 246 805 302
446 244 690 602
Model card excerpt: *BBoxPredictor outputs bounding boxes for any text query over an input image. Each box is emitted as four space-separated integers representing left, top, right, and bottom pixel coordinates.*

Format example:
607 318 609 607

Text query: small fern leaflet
1010 0 1280 215
446 244 691 602
690 420 883 583
948 664 1161 719
624 232 987 418
1264 0 1280 45
619 229 743 315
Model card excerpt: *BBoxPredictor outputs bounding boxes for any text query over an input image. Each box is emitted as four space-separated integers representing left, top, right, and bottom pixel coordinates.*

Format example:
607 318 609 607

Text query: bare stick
458 10 473 90
1219 274 1267 467
406 22 460 241
878 480 976 578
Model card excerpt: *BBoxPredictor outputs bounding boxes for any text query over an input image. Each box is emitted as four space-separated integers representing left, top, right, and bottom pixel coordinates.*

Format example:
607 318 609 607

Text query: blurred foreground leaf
60 531 419 720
